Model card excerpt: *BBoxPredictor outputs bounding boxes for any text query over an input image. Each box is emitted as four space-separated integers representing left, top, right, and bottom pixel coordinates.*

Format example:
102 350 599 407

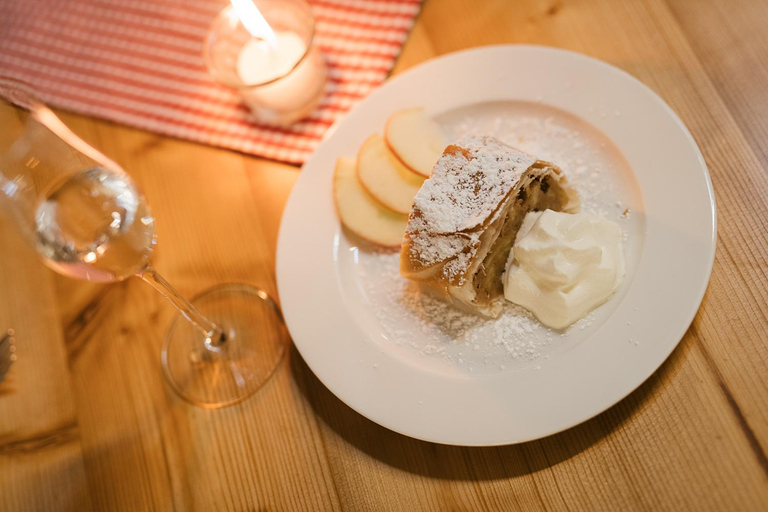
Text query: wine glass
0 79 286 408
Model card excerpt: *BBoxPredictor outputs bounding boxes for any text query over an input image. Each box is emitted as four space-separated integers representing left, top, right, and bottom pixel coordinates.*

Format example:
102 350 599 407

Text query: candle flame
230 0 277 47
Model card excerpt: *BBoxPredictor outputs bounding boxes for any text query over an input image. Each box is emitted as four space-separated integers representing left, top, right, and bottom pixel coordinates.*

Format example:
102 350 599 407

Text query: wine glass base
161 284 287 408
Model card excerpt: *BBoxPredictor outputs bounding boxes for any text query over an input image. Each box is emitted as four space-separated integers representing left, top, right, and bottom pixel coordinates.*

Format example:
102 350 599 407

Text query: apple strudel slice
400 135 580 318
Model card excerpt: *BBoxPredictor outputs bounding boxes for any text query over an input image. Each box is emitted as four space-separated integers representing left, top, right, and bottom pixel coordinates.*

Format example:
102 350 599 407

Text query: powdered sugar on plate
354 248 600 374
342 101 644 375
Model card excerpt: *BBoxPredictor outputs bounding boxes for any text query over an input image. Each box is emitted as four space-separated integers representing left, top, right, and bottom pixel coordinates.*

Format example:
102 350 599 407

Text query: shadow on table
289 332 690 480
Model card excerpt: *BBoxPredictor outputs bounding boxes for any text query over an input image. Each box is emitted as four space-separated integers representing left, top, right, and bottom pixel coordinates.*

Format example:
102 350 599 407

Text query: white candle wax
236 31 305 85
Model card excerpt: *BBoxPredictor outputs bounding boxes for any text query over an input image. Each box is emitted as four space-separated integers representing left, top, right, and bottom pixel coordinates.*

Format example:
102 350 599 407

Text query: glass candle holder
204 0 327 126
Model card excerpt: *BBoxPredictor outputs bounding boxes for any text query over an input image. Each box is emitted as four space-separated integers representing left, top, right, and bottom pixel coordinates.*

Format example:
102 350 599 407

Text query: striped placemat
0 0 422 164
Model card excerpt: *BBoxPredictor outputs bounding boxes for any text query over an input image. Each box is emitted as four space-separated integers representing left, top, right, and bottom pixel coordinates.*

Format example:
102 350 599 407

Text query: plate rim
277 44 717 446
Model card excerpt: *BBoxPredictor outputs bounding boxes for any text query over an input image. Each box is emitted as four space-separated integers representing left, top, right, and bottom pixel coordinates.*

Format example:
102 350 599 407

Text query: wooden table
2 0 767 510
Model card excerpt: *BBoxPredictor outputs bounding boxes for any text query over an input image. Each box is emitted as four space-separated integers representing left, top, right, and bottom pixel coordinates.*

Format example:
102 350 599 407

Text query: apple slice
334 157 408 247
384 107 446 178
357 133 424 214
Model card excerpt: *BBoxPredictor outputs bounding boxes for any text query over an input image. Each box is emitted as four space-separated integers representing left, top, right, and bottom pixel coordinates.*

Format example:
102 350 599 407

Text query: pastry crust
400 135 580 318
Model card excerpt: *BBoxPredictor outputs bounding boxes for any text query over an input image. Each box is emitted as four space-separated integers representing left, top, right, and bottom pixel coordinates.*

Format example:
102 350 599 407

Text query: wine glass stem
139 266 226 347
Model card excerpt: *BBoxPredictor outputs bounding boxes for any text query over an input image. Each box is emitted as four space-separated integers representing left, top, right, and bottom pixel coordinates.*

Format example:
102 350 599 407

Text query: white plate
277 45 716 446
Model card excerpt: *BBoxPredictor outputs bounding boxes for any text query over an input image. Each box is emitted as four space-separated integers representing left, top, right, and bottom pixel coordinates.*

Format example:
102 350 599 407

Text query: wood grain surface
1 0 767 510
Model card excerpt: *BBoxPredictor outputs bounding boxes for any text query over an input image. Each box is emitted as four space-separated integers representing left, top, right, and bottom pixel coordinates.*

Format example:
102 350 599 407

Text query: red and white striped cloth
0 0 422 164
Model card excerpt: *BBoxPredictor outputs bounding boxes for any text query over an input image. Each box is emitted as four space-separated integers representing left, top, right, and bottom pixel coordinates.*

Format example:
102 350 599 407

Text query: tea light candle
204 0 327 126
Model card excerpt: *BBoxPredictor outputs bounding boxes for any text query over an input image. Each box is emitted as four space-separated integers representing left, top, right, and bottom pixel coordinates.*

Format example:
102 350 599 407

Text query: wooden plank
0 216 93 511
665 0 768 170
47 116 341 511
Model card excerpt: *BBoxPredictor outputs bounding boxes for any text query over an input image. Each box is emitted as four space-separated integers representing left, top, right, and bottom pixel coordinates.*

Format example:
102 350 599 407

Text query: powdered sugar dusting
404 136 535 283
408 232 472 273
411 136 534 234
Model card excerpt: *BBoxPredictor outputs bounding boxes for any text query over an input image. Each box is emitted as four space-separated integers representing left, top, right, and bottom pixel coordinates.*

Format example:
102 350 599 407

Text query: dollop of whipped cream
503 210 625 329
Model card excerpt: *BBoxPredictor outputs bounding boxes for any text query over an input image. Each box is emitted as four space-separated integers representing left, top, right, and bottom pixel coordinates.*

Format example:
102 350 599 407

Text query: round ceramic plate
276 45 716 446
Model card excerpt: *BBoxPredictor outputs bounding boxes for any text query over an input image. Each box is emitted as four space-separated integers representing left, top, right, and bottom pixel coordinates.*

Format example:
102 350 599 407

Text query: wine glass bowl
0 78 286 407
35 165 156 282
